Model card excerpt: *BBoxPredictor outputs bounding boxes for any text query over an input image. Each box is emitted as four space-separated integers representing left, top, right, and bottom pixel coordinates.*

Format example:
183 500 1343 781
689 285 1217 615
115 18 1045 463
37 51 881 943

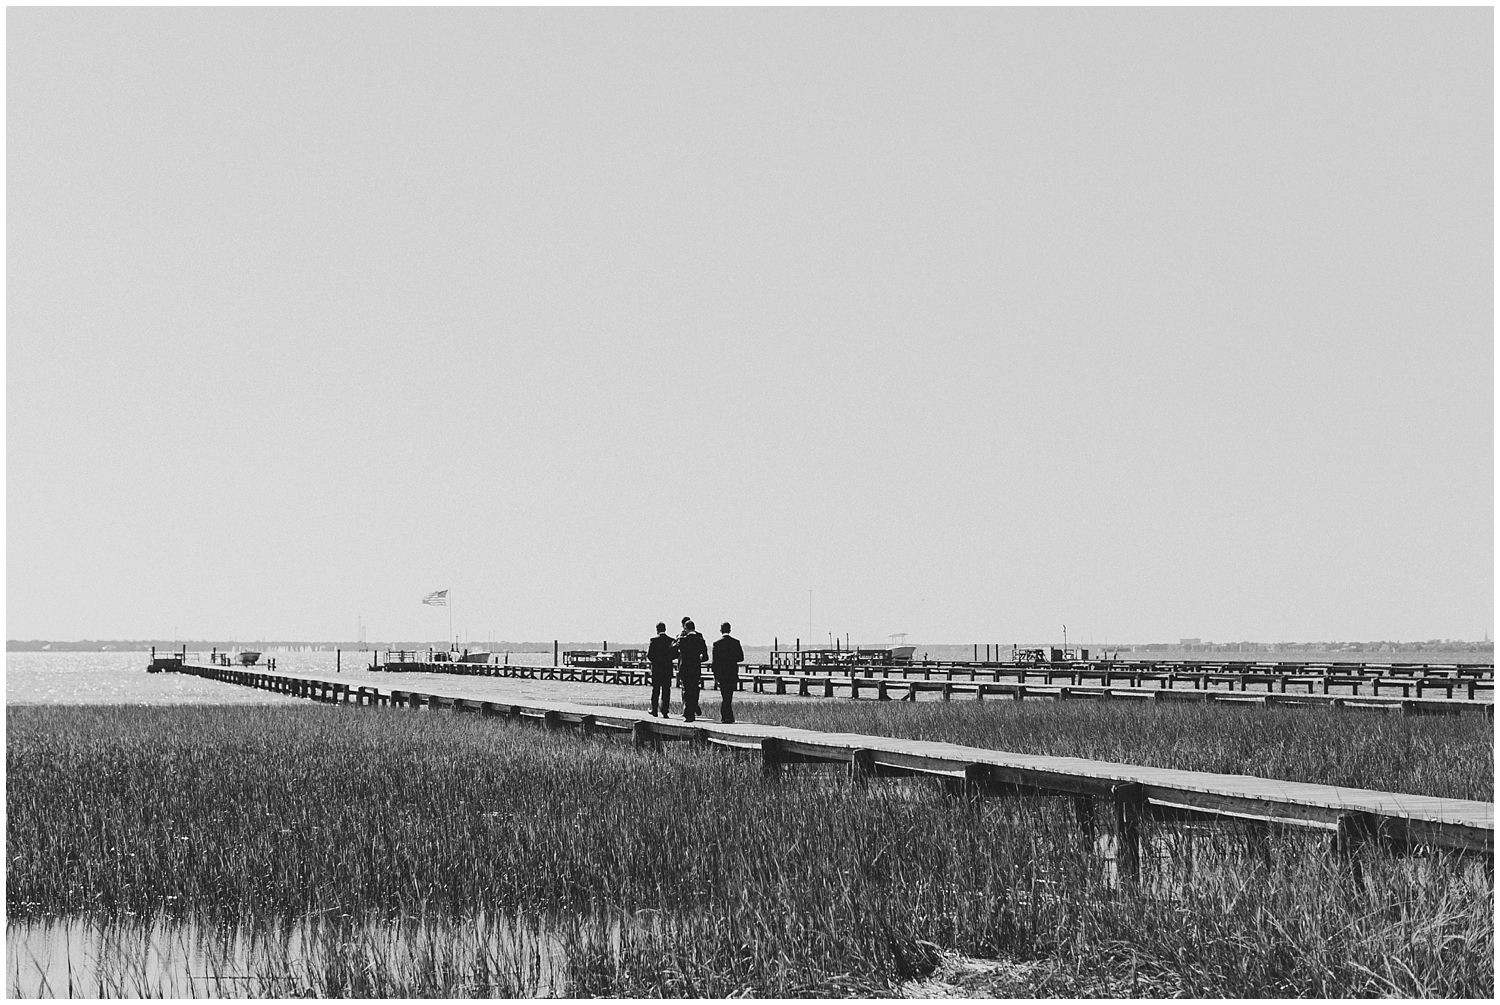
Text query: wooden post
631 720 653 749
940 764 987 805
760 736 784 779
553 640 558 667
1073 795 1096 843
1245 819 1273 867
1332 811 1390 881
542 709 562 731
580 714 597 736
1112 782 1146 881
849 747 875 786
336 649 341 673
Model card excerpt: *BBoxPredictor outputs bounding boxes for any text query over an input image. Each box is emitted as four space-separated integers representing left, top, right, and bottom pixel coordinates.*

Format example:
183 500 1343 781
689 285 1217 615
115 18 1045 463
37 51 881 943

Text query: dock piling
760 737 785 780
1112 782 1146 881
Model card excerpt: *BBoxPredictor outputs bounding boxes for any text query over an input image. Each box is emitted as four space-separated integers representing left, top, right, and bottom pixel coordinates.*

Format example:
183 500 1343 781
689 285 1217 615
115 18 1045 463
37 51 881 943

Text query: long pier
864 657 1493 677
154 658 1493 863
371 656 1494 716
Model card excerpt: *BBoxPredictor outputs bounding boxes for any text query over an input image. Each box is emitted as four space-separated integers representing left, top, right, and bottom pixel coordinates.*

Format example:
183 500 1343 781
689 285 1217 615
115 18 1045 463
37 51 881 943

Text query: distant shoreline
8 638 1494 661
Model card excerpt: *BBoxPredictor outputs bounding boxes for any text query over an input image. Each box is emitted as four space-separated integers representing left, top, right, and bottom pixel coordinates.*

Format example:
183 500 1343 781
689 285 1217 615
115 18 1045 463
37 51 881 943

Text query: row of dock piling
157 660 1494 870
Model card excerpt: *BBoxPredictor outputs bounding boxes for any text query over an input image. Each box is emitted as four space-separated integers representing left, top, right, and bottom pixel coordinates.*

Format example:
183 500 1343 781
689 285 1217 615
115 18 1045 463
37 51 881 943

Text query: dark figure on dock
677 619 709 722
647 622 677 717
713 623 745 723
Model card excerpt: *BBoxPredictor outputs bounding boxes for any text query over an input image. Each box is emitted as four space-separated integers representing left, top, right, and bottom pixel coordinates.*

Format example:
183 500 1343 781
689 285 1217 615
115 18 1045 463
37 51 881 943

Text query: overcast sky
7 7 1492 646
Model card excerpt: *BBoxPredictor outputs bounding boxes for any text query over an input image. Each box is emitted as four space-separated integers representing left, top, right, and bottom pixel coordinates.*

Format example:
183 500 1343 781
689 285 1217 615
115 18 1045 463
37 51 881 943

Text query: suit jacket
647 633 677 669
677 631 708 678
712 635 745 678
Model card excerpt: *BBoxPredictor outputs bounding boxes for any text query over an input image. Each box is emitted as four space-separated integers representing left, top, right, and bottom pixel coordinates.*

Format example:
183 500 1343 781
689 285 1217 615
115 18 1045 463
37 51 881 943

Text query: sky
6 7 1493 647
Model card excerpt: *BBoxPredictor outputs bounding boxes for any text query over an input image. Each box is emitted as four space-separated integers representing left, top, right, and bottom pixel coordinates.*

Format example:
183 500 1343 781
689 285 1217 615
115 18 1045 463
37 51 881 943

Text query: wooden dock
370 656 1495 716
158 659 1493 863
782 652 1495 680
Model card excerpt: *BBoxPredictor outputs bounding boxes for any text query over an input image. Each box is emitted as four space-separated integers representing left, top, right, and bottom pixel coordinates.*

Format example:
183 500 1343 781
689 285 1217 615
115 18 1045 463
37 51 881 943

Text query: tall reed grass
6 704 1492 996
729 697 1494 800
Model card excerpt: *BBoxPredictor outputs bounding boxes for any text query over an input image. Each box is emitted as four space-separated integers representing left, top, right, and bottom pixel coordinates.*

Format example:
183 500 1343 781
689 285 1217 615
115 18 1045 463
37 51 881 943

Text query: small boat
562 650 622 668
430 649 489 664
239 651 263 666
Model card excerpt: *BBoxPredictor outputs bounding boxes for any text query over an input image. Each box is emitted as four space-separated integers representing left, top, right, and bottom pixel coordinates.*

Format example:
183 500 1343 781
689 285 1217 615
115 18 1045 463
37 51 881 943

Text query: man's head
683 619 695 632
720 622 731 634
655 622 666 633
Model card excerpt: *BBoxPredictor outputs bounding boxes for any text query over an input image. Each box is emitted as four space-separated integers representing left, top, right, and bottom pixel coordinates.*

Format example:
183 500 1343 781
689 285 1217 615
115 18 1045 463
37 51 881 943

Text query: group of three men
645 618 744 723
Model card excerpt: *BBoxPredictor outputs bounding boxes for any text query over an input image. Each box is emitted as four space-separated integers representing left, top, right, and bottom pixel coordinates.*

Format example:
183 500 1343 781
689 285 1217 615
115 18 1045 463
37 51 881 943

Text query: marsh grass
6 704 1493 997
730 697 1494 800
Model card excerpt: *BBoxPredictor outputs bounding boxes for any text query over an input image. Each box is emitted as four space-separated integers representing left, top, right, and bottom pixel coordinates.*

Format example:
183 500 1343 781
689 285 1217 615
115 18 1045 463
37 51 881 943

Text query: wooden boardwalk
372 658 1495 716
824 657 1495 679
158 659 1494 861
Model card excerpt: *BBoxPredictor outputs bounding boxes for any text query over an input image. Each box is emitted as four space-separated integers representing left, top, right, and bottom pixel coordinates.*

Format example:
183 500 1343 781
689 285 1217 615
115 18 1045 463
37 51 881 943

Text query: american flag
421 589 449 606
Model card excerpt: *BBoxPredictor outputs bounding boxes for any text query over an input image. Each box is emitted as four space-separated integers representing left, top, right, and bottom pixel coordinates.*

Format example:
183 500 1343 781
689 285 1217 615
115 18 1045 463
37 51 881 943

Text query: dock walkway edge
158 659 1494 859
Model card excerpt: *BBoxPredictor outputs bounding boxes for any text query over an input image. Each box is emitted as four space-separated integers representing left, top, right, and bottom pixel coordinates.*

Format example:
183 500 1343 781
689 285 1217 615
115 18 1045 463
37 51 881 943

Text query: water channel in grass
6 909 636 998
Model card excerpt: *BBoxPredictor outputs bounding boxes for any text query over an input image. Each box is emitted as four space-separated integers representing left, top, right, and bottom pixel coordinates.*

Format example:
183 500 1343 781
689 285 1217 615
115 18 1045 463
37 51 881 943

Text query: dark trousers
649 666 673 715
679 669 702 721
715 673 738 723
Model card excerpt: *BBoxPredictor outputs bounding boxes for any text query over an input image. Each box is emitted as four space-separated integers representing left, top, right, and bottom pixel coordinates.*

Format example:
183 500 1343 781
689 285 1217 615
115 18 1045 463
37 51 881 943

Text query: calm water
7 646 1489 708
3 650 553 706
4 910 633 998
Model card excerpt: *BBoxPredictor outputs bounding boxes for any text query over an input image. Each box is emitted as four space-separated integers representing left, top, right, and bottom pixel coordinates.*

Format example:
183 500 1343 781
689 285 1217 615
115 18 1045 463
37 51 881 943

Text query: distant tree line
7 640 563 653
8 637 1493 654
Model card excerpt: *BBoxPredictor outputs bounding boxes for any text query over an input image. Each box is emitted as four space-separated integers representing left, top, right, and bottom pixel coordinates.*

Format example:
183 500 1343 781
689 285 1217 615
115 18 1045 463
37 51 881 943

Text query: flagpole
449 590 454 650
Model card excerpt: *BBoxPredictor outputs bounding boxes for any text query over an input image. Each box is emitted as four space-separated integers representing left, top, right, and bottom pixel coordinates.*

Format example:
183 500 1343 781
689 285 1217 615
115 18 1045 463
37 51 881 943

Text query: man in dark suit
646 622 677 717
712 622 746 723
676 618 709 722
